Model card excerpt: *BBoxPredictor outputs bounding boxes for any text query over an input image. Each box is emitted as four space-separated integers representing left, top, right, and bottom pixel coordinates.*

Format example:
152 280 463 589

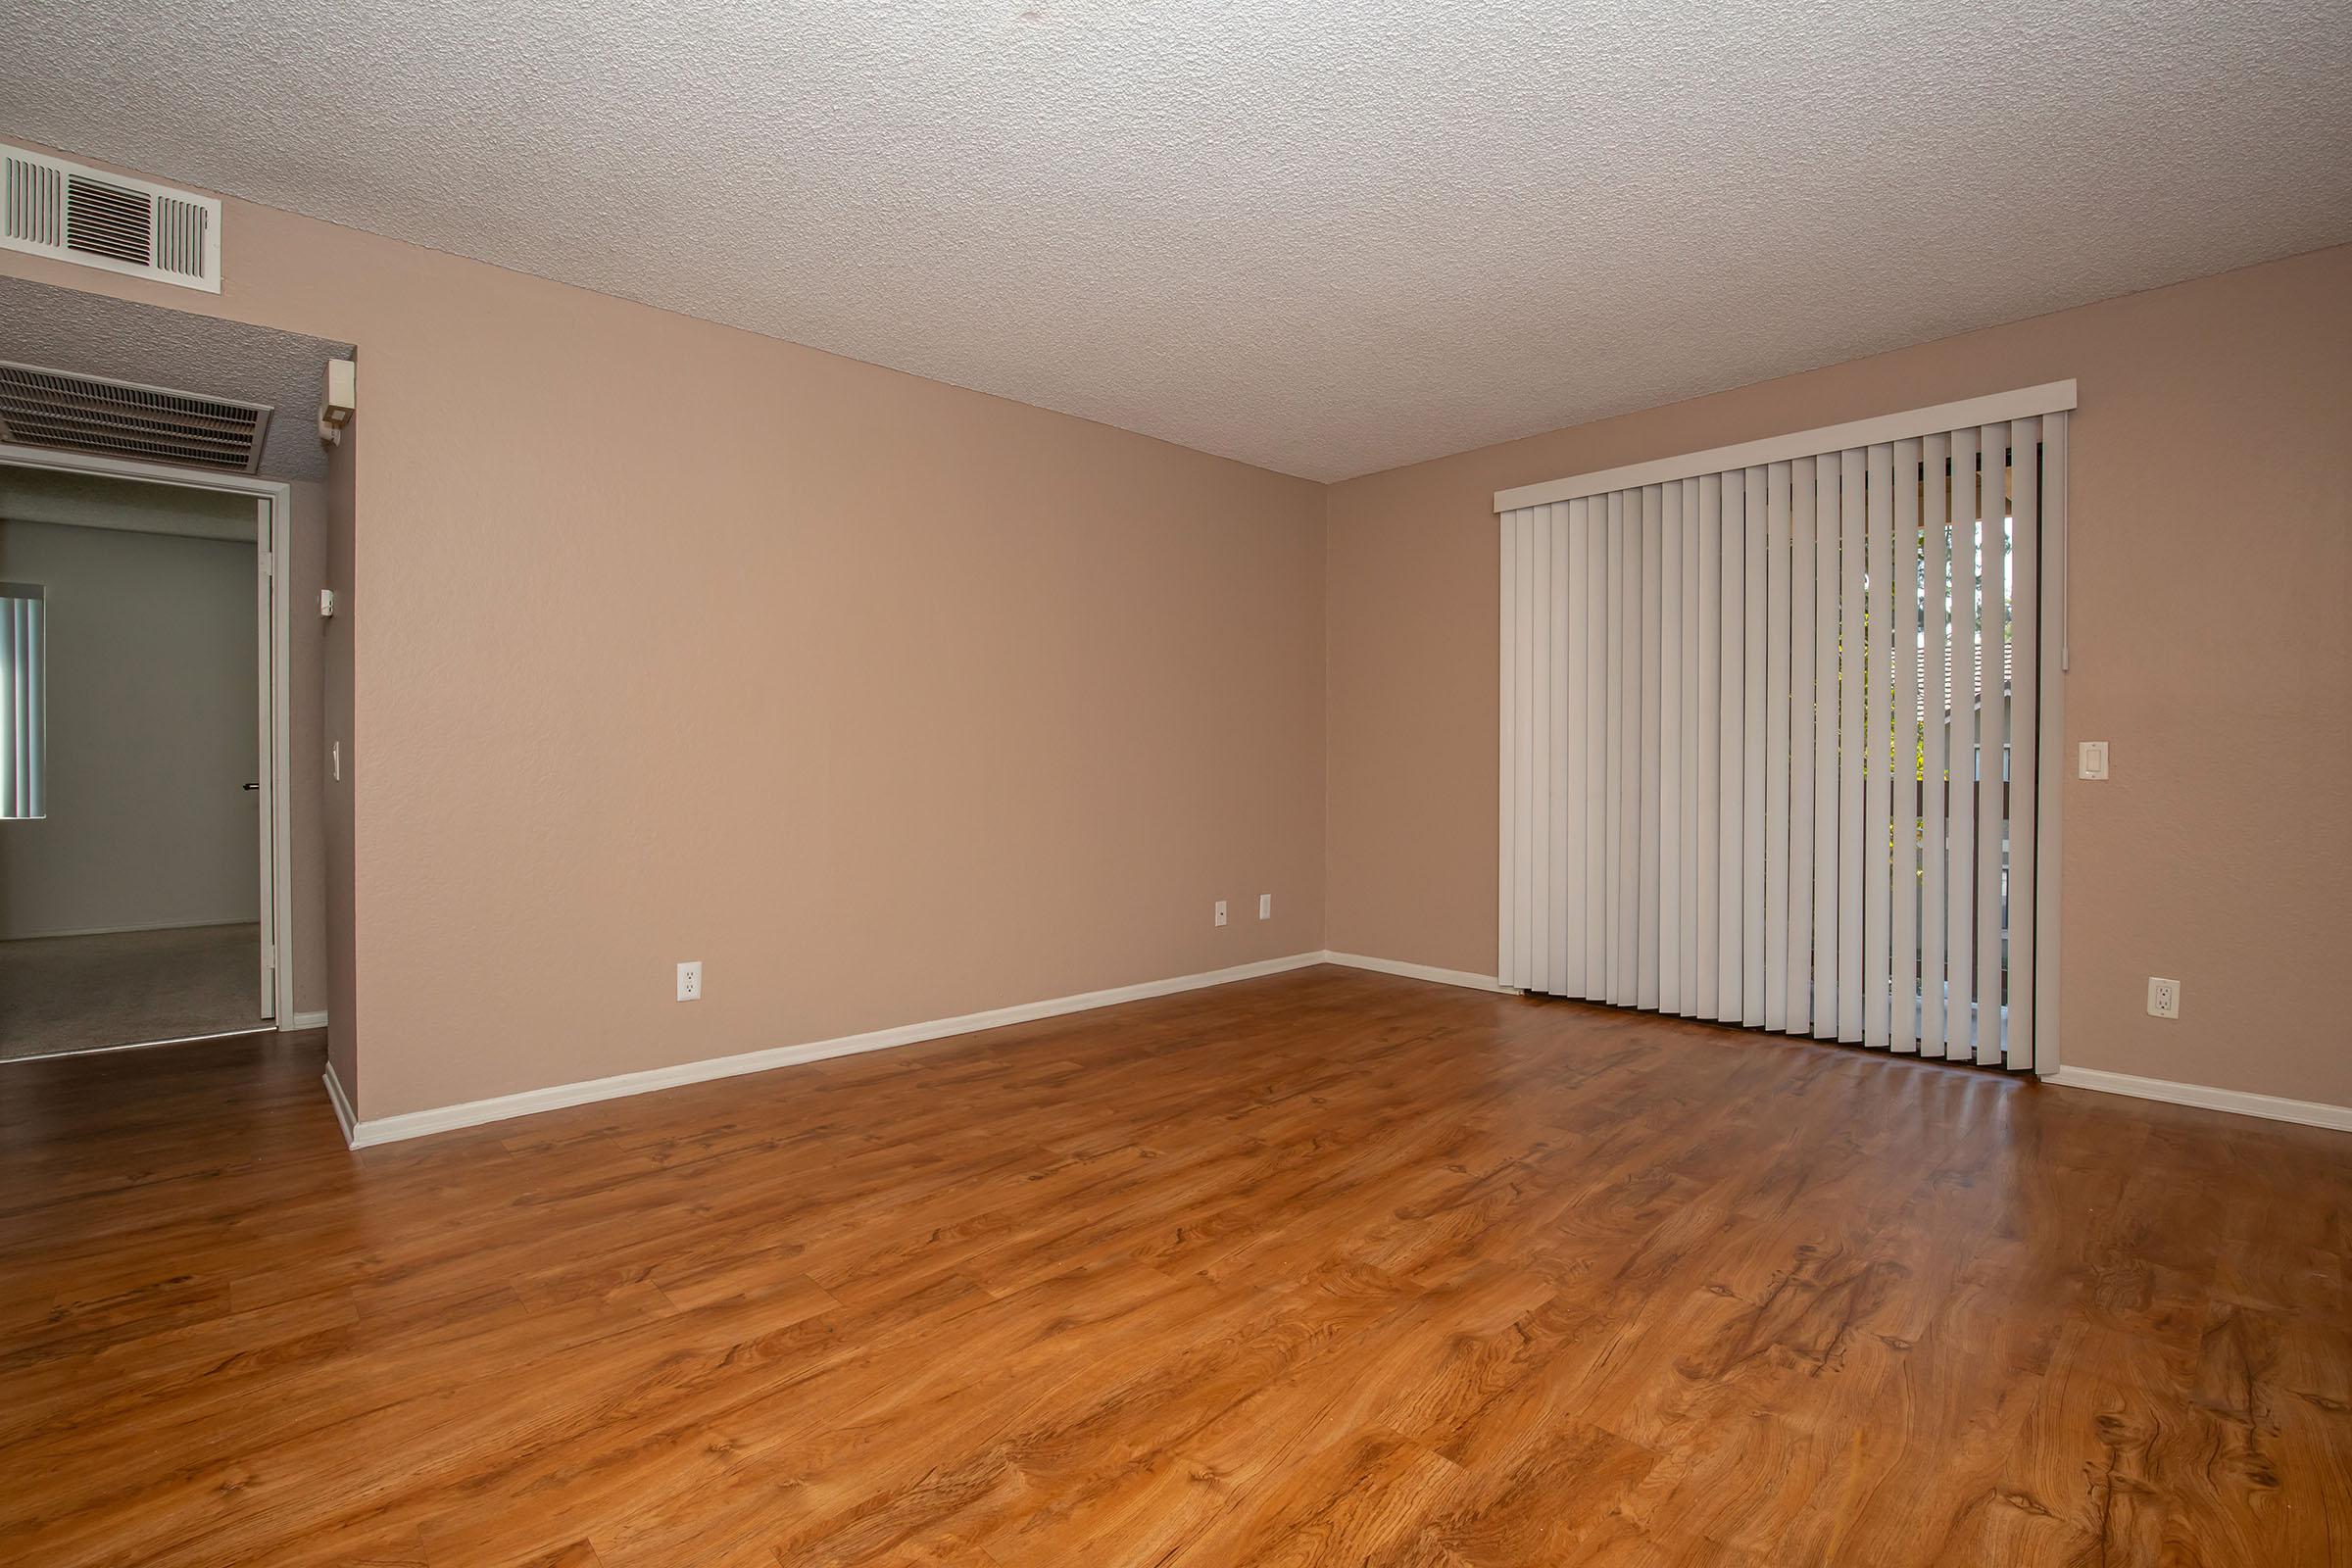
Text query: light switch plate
2079 741 2109 780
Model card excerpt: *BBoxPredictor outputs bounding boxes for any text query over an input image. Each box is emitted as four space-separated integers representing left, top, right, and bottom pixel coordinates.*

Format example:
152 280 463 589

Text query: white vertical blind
1863 442 1893 1053
1659 482 1685 1015
1676 477 1701 1014
1921 434 1950 1056
1740 466 1767 1029
1892 439 1923 1054
1638 485 1664 1009
2 583 45 820
1530 505 1552 996
1496 388 2067 1072
1974 422 2009 1067
1694 473 1722 1020
1787 459 1817 1037
1763 462 1792 1033
1809 454 1839 1041
2009 421 2040 1070
1562 500 1589 1000
1837 448 1865 1043
1717 474 1743 1022
1945 425 1979 1062
1549 503 1573 995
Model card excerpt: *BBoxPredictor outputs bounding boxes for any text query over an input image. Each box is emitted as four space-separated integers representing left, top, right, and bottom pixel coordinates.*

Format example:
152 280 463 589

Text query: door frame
0 439 297 1027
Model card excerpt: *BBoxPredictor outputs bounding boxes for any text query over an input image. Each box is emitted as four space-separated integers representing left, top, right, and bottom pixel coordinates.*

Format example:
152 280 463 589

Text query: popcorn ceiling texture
7 1 2349 480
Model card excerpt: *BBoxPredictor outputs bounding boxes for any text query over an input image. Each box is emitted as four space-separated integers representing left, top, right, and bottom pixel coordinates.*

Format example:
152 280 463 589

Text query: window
2 581 44 820
1492 383 2070 1074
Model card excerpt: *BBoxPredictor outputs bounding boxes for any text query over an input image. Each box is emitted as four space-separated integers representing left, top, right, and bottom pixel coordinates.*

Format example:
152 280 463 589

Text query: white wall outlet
2079 741 2109 780
318 587 336 618
1258 893 1272 920
1213 901 1228 927
676 960 704 1002
330 741 340 781
2147 976 2180 1019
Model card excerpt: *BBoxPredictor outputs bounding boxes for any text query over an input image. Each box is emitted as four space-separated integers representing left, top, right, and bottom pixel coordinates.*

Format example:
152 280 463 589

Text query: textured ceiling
0 276 355 481
6 1 2349 481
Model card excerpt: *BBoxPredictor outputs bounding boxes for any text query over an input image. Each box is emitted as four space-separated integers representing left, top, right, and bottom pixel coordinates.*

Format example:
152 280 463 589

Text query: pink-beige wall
1326 244 2352 1108
0 143 1326 1120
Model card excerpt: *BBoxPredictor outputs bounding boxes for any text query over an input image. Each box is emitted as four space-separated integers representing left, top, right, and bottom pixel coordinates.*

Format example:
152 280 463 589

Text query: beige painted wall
0 140 1327 1120
1327 244 2352 1108
6 136 2339 1119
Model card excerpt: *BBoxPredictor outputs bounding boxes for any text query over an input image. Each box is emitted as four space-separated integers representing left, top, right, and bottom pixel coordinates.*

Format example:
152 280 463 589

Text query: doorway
0 451 293 1059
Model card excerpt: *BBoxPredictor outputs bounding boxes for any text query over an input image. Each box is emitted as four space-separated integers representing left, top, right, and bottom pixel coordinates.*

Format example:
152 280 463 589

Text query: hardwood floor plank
2 969 2347 1566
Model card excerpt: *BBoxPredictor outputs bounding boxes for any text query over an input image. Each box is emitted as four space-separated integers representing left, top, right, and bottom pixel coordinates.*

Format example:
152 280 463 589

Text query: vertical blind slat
2008 420 2040 1069
1678 477 1703 1015
1550 504 1574 995
1530 504 1552 996
1944 426 1979 1060
1638 485 1664 1009
1613 490 1640 1005
1892 438 1923 1052
1920 434 1951 1055
1517 508 1538 988
1740 466 1768 1029
1694 473 1722 1020
1811 454 1840 1040
1560 503 1586 999
1976 423 2009 1066
1659 482 1685 1015
1836 448 1866 1043
1764 461 1792 1033
1602 495 1625 1001
1585 501 1609 993
1788 458 1818 1035
1717 471 1745 1023
1863 442 1895 1051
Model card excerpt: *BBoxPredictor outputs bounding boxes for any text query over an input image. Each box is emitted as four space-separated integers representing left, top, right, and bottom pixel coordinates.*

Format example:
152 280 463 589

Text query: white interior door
255 496 276 1020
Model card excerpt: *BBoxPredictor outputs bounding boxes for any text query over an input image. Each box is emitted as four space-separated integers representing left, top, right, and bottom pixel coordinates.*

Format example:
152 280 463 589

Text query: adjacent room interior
2 5 2347 1565
1 466 266 1057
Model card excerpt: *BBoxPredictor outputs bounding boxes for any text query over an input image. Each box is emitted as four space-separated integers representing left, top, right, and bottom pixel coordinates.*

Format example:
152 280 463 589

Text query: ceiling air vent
2 145 220 293
0 362 271 472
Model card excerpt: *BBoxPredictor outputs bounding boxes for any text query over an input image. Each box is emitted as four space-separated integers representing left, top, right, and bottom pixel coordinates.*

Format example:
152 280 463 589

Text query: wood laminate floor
3 966 2347 1566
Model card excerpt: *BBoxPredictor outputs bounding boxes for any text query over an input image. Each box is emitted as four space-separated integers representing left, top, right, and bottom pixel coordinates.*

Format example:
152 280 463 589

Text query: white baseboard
2043 1065 2352 1133
282 1010 330 1031
321 1061 358 1146
337 951 1329 1149
1321 950 1502 992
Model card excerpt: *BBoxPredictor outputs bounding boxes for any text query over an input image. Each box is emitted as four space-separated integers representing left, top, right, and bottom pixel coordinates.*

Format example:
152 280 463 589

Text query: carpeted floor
0 923 265 1061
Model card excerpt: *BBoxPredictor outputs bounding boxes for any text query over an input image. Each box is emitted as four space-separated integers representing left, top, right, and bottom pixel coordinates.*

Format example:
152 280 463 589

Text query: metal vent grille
5 156 64 247
0 144 220 292
154 194 210 279
64 173 152 265
0 362 272 472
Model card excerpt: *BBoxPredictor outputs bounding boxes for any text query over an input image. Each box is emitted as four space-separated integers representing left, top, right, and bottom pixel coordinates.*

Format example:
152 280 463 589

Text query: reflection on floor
0 922 263 1061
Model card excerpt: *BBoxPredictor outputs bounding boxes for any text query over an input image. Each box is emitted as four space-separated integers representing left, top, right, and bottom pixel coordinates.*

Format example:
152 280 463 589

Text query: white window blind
1495 384 2070 1071
3 581 45 820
